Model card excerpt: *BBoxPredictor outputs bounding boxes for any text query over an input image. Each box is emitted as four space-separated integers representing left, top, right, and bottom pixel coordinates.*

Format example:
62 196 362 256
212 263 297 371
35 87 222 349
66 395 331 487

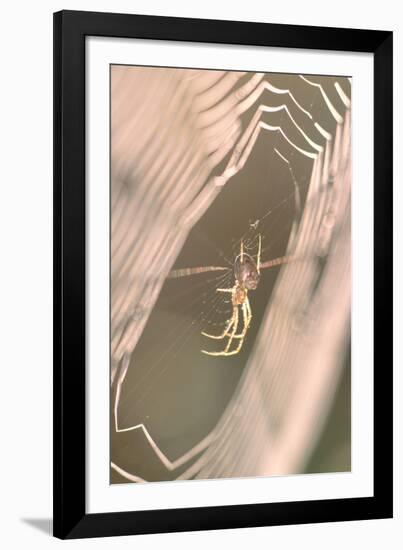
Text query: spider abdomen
234 253 260 291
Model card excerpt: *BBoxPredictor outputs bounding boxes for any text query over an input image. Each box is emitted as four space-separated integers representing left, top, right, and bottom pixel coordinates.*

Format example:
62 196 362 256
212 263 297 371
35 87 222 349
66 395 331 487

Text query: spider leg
230 298 252 339
201 313 235 340
228 299 252 354
206 300 252 356
201 287 235 340
202 306 239 356
201 291 253 356
223 306 239 353
245 294 252 324
256 233 262 273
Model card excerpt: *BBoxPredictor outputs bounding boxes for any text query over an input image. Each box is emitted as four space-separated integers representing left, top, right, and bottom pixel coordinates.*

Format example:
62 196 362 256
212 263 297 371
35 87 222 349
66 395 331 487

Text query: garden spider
168 234 292 356
201 236 261 356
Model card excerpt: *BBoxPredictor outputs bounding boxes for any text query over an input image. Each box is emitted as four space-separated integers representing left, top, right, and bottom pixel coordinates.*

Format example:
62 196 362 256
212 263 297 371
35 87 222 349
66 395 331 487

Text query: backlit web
110 66 351 482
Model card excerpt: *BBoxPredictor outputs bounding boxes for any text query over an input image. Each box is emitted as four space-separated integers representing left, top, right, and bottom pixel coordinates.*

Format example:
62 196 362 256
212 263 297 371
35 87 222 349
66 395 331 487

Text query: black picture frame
53 9 393 539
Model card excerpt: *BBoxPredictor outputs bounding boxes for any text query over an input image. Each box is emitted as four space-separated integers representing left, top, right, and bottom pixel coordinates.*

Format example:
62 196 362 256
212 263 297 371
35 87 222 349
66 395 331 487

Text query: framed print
53 10 393 539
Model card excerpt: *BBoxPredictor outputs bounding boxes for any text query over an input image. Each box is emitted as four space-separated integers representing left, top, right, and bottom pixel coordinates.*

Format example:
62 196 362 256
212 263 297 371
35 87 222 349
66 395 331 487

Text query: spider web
110 67 351 482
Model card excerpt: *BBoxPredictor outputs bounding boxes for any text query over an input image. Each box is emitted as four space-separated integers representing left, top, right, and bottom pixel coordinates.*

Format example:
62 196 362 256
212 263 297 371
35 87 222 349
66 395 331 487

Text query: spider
201 236 261 356
168 234 292 356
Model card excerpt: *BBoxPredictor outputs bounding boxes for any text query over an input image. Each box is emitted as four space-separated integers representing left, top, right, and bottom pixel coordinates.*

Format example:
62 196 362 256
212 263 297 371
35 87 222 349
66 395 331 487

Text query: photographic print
110 66 351 484
54 12 392 537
